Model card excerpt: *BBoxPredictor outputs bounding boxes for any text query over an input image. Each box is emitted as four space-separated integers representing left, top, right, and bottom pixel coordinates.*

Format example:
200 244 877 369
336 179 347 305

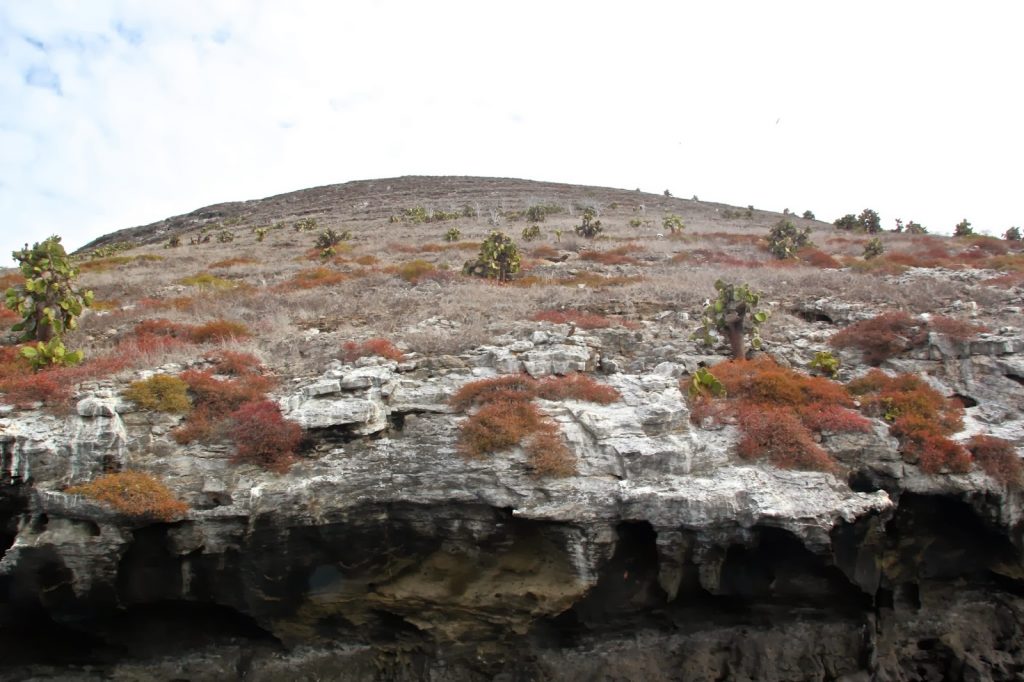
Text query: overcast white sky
2 1 1022 266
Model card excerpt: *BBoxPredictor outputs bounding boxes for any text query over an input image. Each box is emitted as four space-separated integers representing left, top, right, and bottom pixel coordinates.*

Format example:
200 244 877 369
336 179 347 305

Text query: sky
2 1 1023 267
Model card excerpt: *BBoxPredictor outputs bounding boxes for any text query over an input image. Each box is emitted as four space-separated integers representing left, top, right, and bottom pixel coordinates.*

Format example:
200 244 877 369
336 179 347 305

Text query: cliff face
2 319 1023 681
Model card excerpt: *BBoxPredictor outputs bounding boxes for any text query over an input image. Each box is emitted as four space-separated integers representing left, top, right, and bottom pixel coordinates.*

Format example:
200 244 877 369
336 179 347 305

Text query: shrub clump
342 338 405 363
966 435 1022 487
123 374 191 413
847 369 969 473
829 312 924 365
450 373 619 477
173 369 276 444
766 220 811 259
830 312 987 365
685 356 870 474
67 472 188 521
228 400 303 472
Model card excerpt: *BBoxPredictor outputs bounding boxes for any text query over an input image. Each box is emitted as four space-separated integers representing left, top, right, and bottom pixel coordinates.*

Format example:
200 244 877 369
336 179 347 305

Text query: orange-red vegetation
228 400 302 472
189 320 251 343
847 369 968 473
280 267 347 290
928 315 988 342
210 351 263 376
711 356 854 411
688 357 867 473
131 318 250 345
579 243 643 265
797 247 842 269
830 312 925 365
67 472 188 521
342 338 405 363
451 372 617 476
0 273 24 289
354 254 379 266
736 405 839 473
173 369 276 444
534 374 621 404
848 370 964 435
966 435 1022 487
0 306 20 323
0 347 132 411
906 433 972 474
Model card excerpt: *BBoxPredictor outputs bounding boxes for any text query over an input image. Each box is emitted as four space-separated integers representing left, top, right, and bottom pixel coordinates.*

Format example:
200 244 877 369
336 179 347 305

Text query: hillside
1 176 1024 680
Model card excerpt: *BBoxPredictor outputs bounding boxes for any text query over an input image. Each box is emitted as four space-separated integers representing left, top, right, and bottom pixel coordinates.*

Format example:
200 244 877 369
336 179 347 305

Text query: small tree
692 280 770 359
767 220 811 259
1003 226 1021 241
905 220 927 235
662 214 685 235
444 227 461 242
954 219 973 237
462 231 521 281
5 235 93 367
802 210 816 220
574 208 603 238
834 214 860 231
858 209 882 233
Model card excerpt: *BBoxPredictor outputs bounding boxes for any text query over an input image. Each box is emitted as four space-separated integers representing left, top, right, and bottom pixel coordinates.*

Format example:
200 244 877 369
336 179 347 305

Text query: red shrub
211 351 263 376
209 257 257 268
907 433 972 474
736 405 838 473
0 307 19 323
579 244 643 265
459 400 544 458
530 244 560 259
189 320 251 343
229 400 302 472
797 403 873 434
173 370 276 444
450 375 538 410
524 421 576 477
712 357 853 410
134 318 193 339
535 374 620 404
342 338 405 363
279 267 347 290
829 312 926 365
66 472 188 521
797 247 842 269
966 435 1022 487
928 315 988 341
0 371 69 409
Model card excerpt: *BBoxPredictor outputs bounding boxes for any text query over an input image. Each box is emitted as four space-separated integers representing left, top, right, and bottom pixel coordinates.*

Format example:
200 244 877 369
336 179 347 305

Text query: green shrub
863 237 885 260
574 208 603 239
662 214 685 235
954 219 974 237
1003 226 1021 241
294 217 318 232
5 236 93 367
444 227 461 242
521 225 542 241
123 374 192 413
808 351 840 378
767 220 812 259
315 228 350 250
215 230 235 243
462 231 521 281
802 210 815 220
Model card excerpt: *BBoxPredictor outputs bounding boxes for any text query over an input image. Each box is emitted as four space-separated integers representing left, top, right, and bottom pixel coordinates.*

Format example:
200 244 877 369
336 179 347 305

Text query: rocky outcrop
1 323 1023 680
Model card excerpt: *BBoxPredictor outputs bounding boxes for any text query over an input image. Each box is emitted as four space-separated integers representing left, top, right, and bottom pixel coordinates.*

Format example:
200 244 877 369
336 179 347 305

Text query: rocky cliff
2 312 1023 681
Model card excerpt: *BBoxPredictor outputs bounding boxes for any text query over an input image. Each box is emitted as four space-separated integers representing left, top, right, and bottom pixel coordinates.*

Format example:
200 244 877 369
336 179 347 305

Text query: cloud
23 64 61 93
